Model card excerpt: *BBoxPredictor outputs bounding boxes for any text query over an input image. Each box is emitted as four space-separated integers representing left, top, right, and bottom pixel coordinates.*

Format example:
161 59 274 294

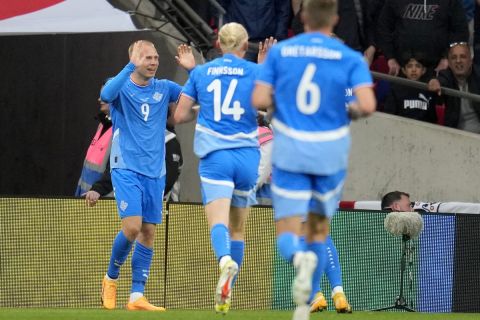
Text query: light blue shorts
111 168 165 224
271 166 345 220
199 147 259 207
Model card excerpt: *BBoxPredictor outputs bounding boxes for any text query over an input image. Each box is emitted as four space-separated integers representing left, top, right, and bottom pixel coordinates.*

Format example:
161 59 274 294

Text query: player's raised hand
175 44 196 71
257 37 277 64
130 40 146 68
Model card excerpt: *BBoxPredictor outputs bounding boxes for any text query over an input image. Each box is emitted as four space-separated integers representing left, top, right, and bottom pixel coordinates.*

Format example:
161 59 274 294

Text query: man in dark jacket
219 0 291 61
428 43 480 132
378 0 469 76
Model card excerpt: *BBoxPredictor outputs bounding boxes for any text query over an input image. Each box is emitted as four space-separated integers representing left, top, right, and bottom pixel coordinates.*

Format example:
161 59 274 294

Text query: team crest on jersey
153 92 163 101
120 200 128 211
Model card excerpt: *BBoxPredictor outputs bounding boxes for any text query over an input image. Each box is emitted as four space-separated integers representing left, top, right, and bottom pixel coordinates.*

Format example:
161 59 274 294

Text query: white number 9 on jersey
297 63 321 114
141 103 150 121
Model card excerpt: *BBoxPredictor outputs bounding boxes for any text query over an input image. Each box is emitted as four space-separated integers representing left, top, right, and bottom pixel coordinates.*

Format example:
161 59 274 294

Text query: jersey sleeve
349 54 373 91
256 47 277 87
166 80 182 103
181 68 198 101
100 62 136 103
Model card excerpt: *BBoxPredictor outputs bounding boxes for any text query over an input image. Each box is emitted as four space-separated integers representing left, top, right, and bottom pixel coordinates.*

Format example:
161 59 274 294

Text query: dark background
0 31 181 195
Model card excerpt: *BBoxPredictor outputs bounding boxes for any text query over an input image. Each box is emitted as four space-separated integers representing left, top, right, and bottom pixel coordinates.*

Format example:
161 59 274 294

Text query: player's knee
122 223 142 240
140 224 156 242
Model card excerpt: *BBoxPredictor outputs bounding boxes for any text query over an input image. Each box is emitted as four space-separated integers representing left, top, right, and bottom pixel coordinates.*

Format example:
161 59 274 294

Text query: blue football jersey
182 53 259 158
257 32 373 175
101 63 182 178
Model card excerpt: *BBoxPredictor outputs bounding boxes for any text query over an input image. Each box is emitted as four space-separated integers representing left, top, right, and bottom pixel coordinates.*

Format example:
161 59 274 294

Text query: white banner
0 0 140 34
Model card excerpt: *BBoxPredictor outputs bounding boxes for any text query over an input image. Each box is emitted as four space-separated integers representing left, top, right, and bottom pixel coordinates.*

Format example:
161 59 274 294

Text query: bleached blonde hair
218 23 249 53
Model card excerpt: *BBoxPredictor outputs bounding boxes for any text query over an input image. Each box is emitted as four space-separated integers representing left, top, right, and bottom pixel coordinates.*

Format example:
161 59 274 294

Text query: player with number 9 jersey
105 66 181 179
98 40 181 312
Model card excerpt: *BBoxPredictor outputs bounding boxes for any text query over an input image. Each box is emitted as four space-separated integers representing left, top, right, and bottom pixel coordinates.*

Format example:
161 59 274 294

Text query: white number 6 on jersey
141 103 150 121
297 63 321 114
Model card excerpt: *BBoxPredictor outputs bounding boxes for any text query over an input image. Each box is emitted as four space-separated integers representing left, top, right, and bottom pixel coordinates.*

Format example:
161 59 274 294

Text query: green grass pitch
0 309 478 320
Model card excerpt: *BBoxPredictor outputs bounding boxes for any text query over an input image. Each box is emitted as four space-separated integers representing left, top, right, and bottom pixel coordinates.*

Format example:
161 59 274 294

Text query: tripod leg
372 305 396 311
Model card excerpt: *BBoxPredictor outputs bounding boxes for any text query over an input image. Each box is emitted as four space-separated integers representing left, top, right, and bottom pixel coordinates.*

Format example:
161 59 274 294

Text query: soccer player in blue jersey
174 23 273 314
255 123 352 313
252 1 376 319
99 40 183 311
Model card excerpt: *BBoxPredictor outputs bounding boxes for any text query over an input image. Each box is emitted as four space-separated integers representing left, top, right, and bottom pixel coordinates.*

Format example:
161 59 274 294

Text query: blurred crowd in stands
187 0 480 134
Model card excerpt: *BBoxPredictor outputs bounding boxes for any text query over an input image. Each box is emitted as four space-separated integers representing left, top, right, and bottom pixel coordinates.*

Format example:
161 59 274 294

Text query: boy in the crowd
384 54 437 124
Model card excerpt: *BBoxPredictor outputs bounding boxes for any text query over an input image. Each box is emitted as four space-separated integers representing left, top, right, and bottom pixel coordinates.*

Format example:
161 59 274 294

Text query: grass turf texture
0 309 478 320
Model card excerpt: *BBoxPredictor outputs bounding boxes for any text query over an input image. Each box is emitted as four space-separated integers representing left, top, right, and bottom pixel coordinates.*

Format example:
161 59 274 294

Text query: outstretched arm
252 83 274 110
173 95 198 124
349 86 376 119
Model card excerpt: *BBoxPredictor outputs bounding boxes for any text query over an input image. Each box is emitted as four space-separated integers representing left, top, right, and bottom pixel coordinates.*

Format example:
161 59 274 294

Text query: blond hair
303 0 337 29
218 23 248 53
128 40 155 58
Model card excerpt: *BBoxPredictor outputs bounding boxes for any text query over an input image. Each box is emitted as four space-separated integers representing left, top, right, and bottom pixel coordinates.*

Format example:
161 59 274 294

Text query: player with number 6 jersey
252 1 376 319
174 23 275 314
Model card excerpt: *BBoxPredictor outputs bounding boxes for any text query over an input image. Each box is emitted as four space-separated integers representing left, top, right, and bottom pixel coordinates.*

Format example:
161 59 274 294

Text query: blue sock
107 231 133 279
325 236 343 289
231 240 244 285
306 241 327 302
211 224 231 261
277 233 301 262
230 240 245 268
131 242 153 294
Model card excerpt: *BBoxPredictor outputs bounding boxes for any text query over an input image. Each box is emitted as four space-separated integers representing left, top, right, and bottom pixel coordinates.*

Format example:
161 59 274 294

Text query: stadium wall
1 197 478 312
345 112 480 203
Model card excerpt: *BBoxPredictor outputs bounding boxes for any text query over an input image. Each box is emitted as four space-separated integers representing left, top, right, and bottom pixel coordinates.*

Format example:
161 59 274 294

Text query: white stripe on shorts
312 181 344 202
271 184 312 200
233 188 254 197
200 176 234 188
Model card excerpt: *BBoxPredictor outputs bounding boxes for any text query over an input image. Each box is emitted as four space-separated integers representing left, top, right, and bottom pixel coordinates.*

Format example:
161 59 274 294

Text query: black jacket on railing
437 66 480 128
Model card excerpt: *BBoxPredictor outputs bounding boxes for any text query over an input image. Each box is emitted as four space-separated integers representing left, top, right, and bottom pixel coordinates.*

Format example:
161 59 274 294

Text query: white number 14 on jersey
207 79 245 121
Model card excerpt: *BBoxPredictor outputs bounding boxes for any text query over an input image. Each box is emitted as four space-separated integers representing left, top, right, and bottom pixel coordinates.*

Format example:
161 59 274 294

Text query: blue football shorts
271 166 346 220
111 168 165 224
199 147 259 207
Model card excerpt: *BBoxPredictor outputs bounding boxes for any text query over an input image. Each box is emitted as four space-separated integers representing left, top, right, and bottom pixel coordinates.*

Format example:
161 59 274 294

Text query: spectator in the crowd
383 53 437 123
75 85 112 197
291 0 378 64
381 191 414 212
219 0 291 62
377 0 469 76
428 42 480 133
